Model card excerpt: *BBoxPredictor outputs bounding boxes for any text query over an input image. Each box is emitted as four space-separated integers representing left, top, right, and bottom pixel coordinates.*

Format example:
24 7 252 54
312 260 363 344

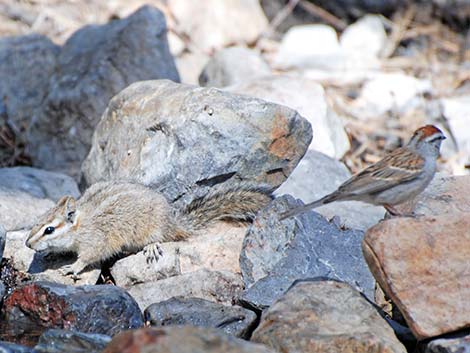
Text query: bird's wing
336 148 425 197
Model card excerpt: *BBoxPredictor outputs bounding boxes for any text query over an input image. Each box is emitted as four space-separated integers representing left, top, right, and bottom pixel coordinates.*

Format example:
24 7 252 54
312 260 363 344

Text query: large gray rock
82 79 312 205
275 150 384 230
127 269 244 311
103 326 275 353
226 75 349 159
252 280 407 353
27 5 180 177
34 329 111 353
239 195 375 310
0 167 79 231
144 297 257 339
199 47 271 88
0 34 59 129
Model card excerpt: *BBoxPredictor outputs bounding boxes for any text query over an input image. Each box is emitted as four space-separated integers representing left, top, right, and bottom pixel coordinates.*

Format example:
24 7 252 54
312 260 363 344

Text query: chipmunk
26 181 272 278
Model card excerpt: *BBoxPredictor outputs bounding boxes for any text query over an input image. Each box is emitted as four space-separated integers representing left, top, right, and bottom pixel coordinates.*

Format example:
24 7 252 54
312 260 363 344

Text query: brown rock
103 326 275 353
363 214 470 339
252 279 406 353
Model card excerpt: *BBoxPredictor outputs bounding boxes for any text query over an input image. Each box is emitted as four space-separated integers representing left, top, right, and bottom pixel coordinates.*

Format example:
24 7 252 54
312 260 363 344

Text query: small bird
280 125 446 219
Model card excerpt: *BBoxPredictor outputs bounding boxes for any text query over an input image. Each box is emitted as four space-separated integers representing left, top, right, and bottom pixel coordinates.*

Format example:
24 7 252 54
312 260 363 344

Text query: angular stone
226 75 349 159
0 34 59 129
363 215 470 339
112 223 246 288
2 282 143 337
3 230 100 286
425 333 470 353
82 80 312 206
144 297 257 338
27 6 180 177
168 0 268 52
239 195 375 310
0 167 80 202
199 47 271 88
252 280 407 353
34 329 111 353
275 150 384 230
102 326 275 353
127 269 244 311
0 342 33 353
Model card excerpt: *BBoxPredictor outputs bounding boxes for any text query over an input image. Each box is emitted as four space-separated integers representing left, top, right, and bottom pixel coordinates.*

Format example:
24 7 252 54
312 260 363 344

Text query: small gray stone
144 297 257 338
199 47 271 88
425 332 470 353
82 79 312 206
252 279 407 353
34 329 111 353
239 195 375 310
127 269 244 311
27 5 180 177
275 150 384 230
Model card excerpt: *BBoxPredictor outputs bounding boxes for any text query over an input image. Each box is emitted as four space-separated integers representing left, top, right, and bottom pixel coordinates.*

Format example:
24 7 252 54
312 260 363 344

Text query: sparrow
280 125 446 219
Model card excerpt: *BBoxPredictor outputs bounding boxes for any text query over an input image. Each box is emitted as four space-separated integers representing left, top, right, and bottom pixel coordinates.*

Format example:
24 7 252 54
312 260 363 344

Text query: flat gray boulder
82 80 312 204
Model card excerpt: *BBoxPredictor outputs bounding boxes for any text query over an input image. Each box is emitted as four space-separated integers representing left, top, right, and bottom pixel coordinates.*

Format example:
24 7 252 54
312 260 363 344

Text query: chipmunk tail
181 183 274 230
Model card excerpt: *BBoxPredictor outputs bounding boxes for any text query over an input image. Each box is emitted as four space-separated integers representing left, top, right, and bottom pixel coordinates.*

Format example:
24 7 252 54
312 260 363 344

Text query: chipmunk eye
44 226 55 235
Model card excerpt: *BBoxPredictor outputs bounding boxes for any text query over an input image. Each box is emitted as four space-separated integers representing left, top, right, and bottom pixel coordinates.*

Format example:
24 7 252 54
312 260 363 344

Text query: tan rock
363 214 470 339
252 280 406 353
111 222 247 287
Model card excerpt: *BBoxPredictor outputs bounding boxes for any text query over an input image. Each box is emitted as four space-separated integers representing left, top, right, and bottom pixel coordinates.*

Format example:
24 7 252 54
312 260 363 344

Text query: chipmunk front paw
59 259 87 280
143 243 163 264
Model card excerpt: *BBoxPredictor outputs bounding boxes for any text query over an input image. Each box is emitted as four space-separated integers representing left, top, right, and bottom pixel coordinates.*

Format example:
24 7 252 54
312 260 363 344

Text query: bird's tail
279 192 338 220
180 183 273 231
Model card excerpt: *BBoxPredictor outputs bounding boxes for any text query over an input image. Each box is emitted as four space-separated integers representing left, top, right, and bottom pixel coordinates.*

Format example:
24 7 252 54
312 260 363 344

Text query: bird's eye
44 226 55 235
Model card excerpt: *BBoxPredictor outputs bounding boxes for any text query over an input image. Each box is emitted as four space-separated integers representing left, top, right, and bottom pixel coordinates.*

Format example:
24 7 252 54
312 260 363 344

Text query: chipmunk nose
25 237 33 249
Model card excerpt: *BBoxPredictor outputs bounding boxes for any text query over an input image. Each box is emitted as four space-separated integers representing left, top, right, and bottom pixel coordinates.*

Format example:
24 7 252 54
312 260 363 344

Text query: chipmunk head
26 196 79 253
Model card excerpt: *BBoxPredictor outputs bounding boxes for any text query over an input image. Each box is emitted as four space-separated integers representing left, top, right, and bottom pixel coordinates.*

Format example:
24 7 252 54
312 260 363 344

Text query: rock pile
0 1 468 352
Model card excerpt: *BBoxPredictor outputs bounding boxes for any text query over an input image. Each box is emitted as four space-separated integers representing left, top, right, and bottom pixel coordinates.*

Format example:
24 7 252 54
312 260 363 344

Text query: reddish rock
102 326 275 353
363 214 470 339
3 282 143 337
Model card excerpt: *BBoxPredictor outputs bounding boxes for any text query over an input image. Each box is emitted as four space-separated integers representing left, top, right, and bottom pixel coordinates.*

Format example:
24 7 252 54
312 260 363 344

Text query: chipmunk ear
60 196 77 223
